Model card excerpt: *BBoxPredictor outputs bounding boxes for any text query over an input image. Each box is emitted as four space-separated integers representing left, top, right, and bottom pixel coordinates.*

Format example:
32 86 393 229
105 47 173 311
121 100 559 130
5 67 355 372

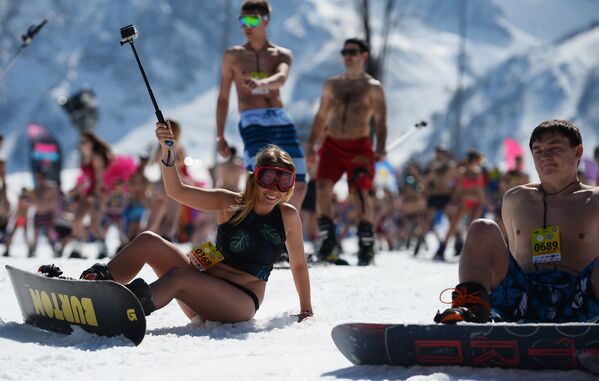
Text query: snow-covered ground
0 235 597 380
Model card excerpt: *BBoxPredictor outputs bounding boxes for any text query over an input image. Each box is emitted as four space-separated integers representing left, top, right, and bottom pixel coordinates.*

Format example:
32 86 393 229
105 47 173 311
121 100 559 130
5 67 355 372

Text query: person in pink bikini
434 149 487 260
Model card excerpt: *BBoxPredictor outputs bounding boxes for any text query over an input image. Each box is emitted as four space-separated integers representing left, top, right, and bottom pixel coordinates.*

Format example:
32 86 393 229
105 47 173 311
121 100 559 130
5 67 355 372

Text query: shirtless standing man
412 146 458 254
435 119 599 324
305 38 387 266
216 0 306 208
29 169 60 257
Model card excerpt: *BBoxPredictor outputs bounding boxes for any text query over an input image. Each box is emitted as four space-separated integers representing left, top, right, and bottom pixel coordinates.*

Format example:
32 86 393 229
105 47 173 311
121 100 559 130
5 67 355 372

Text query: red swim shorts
317 136 375 191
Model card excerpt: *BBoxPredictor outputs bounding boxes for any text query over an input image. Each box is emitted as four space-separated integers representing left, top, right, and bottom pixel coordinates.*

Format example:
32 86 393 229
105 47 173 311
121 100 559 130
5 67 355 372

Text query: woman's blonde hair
230 145 295 225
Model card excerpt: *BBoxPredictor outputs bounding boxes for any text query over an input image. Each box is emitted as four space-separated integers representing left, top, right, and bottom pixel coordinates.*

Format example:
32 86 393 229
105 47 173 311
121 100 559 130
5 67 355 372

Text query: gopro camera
120 24 138 45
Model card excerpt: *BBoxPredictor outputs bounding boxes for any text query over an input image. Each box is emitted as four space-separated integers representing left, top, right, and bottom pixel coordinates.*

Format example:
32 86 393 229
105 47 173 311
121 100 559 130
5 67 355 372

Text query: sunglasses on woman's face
239 14 265 29
255 166 295 192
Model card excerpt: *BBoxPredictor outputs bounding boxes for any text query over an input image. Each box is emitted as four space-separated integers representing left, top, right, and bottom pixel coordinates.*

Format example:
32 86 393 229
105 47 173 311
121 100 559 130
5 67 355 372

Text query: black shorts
220 277 260 312
427 195 451 210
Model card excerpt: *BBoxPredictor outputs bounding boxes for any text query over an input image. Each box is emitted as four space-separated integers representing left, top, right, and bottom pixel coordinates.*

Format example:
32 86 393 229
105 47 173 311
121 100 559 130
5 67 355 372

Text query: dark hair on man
466 148 483 163
594 145 599 158
241 0 271 17
528 119 582 150
344 38 369 53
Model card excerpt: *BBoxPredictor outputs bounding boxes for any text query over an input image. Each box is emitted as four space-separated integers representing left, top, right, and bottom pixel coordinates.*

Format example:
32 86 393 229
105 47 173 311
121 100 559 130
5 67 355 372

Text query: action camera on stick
120 24 173 148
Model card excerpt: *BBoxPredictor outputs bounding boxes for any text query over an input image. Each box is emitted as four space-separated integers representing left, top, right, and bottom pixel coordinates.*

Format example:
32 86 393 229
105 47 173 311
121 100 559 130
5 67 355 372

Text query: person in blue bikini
436 119 599 324
215 0 306 210
77 123 313 324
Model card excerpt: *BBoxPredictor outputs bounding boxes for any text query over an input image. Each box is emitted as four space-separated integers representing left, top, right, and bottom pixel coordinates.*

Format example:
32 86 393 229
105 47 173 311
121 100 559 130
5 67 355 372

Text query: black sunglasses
340 48 360 57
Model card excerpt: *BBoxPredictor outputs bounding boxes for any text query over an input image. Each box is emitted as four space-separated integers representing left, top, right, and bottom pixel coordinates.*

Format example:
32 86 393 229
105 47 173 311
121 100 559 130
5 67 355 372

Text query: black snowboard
332 322 599 373
6 265 146 345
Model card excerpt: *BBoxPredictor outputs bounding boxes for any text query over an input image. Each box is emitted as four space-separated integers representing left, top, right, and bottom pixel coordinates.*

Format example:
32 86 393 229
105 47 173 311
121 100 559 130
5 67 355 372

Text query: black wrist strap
161 159 175 167
161 145 176 167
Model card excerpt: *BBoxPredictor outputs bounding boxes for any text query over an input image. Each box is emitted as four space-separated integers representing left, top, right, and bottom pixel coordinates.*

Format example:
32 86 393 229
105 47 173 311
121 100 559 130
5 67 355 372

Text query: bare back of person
226 42 290 111
326 74 380 140
504 183 599 275
215 159 245 192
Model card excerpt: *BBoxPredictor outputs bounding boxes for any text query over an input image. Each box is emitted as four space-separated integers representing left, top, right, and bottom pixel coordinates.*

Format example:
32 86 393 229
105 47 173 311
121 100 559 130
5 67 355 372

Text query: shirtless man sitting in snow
436 119 599 324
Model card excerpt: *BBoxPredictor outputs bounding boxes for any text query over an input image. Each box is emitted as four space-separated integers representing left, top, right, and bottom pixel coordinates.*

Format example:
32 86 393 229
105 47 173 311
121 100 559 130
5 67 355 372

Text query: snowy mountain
428 24 599 171
0 0 598 176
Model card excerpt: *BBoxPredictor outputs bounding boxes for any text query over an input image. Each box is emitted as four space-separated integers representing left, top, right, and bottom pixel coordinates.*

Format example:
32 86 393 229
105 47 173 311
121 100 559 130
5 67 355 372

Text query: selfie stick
119 24 173 148
0 19 47 80
386 120 427 152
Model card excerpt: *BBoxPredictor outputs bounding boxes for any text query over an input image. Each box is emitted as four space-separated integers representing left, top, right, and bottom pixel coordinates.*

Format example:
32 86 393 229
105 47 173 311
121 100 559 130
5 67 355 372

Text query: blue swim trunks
490 254 599 323
238 108 306 182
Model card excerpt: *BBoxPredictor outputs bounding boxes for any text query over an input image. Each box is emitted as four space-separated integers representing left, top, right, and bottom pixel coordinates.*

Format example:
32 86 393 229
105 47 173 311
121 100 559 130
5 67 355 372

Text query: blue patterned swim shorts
238 108 306 182
490 254 599 323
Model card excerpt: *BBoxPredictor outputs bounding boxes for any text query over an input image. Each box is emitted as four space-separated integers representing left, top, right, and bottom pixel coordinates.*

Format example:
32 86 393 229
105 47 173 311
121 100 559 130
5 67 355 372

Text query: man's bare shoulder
269 43 292 57
325 74 348 84
224 44 247 55
504 182 539 200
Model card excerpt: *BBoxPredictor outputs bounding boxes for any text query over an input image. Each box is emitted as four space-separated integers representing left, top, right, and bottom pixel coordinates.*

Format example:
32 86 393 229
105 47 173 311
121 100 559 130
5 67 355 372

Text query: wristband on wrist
216 135 224 142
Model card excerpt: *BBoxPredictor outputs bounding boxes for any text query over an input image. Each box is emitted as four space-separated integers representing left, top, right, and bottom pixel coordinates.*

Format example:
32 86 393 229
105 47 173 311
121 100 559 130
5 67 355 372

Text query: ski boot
453 232 464 256
80 263 113 281
52 241 64 258
357 221 375 266
413 235 425 257
316 216 340 264
97 240 109 260
433 242 446 261
38 264 63 278
126 278 156 316
69 240 85 259
434 282 491 324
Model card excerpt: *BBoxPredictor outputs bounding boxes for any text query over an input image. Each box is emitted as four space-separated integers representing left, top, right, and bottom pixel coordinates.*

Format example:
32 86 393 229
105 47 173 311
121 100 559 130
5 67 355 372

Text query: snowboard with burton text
6 265 146 345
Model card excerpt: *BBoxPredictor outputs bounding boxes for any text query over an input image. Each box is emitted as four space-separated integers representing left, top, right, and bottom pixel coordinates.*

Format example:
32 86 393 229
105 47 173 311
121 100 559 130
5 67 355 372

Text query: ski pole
0 19 47 80
119 24 174 149
386 120 427 152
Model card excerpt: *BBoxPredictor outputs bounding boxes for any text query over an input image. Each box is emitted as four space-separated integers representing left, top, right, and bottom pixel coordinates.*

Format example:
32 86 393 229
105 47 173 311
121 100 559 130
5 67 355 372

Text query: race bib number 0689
531 225 561 264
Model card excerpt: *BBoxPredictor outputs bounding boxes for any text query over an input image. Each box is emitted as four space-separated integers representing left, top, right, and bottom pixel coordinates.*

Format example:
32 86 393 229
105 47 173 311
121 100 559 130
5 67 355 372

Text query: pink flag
504 138 524 171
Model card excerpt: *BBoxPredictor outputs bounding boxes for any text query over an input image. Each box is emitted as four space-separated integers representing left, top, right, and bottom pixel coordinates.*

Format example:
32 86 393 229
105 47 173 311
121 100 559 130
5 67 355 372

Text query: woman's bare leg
150 266 257 323
107 230 198 318
107 231 189 283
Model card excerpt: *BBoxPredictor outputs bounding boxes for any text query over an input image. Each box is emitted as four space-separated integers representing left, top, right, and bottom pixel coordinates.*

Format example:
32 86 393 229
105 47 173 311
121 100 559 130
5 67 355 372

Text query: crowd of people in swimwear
0 122 218 259
2 122 597 262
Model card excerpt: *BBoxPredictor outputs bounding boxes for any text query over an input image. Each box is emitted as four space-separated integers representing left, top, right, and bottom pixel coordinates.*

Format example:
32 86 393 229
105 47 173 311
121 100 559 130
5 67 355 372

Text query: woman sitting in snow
79 121 313 324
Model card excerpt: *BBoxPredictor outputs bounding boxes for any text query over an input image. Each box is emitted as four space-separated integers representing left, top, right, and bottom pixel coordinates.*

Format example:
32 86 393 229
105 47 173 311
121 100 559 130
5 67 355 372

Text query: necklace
540 179 580 228
247 42 268 73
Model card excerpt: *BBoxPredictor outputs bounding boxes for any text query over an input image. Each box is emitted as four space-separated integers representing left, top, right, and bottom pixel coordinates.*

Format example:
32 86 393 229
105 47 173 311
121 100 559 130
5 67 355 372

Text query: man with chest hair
305 38 387 266
216 0 306 209
436 119 599 324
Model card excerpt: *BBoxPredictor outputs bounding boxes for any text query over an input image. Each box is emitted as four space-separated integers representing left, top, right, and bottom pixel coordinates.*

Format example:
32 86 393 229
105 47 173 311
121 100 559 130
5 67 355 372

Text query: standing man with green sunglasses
216 0 307 211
